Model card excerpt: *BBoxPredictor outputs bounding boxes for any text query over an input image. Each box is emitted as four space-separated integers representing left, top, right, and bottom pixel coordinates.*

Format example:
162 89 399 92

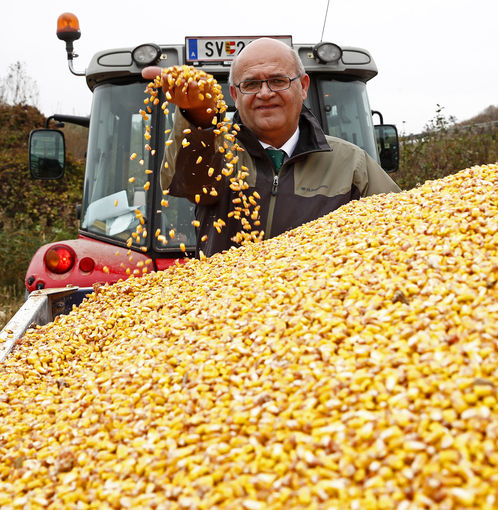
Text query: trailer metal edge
0 287 93 362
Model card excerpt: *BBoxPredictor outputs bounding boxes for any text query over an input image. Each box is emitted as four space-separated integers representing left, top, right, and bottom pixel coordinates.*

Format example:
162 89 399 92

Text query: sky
1 0 496 135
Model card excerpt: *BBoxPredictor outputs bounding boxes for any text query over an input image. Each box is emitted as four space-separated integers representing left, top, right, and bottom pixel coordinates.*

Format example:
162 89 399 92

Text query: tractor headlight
313 42 342 64
132 43 162 66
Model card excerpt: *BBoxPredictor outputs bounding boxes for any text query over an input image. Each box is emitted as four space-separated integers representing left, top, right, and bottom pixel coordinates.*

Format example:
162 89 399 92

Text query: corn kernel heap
1 164 497 509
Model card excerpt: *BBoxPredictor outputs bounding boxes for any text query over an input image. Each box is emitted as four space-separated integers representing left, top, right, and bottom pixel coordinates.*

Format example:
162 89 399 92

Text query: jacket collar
233 105 331 158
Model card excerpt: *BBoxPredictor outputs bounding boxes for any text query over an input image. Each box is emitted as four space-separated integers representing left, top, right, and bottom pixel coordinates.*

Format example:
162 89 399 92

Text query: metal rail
0 287 92 362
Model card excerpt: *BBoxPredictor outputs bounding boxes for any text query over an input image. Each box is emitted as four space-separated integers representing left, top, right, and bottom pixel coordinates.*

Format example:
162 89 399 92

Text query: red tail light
78 257 95 273
44 245 75 274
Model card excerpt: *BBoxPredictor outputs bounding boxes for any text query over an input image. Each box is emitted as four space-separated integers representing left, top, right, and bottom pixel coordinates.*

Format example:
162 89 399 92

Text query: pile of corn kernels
0 164 497 509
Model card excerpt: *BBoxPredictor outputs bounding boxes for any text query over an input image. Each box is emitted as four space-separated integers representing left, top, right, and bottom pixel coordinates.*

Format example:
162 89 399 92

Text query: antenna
320 0 331 42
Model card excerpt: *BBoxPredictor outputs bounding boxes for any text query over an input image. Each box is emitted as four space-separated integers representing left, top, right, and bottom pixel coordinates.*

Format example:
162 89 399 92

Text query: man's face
229 41 310 147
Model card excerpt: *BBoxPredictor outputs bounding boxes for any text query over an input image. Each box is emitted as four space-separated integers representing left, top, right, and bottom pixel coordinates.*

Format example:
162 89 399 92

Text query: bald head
228 37 310 148
229 38 304 85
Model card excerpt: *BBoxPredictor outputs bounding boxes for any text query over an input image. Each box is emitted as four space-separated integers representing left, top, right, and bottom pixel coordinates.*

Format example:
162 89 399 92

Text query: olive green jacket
162 106 401 257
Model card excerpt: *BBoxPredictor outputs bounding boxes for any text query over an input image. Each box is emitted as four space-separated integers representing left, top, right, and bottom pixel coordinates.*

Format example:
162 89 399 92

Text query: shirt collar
259 127 300 158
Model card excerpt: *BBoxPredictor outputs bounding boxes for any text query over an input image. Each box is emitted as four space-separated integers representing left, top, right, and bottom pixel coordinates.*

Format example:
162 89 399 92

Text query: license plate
185 36 292 63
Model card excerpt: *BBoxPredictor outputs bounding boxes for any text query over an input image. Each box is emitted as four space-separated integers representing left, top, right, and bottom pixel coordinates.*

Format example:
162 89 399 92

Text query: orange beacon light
56 13 84 76
56 13 81 42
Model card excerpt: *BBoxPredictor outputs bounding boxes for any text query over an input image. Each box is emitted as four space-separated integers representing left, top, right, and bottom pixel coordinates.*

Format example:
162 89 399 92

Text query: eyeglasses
234 75 301 95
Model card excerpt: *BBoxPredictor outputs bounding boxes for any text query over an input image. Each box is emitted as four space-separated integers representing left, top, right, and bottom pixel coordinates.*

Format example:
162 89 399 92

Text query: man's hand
142 66 220 128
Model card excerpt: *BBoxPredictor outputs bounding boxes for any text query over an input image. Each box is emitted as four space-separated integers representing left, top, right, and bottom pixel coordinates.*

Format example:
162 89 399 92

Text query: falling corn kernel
169 229 175 239
130 153 137 160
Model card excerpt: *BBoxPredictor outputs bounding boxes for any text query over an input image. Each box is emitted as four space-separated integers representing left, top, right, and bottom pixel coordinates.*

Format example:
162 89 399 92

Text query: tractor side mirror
375 124 399 173
29 129 66 180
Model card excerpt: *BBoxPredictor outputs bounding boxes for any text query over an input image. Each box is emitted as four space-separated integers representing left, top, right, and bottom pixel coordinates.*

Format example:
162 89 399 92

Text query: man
142 38 400 257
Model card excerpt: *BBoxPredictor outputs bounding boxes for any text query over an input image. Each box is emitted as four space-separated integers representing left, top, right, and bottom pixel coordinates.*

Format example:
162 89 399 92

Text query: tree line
0 61 39 107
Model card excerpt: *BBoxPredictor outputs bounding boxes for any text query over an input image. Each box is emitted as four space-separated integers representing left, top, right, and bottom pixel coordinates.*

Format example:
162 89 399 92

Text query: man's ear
229 85 238 105
300 73 310 100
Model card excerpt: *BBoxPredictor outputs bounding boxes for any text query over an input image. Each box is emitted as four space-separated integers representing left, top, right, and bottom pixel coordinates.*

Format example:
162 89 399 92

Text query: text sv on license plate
185 37 292 62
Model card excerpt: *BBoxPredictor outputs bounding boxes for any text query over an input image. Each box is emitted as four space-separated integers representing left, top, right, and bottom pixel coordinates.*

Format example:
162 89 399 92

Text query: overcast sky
1 0 496 134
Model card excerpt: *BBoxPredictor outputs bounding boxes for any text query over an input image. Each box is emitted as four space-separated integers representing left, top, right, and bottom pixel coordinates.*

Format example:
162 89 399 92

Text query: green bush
0 103 85 329
393 106 498 190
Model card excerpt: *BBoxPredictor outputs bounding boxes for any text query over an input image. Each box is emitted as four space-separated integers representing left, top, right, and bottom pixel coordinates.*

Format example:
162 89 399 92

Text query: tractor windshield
316 78 378 160
80 81 196 252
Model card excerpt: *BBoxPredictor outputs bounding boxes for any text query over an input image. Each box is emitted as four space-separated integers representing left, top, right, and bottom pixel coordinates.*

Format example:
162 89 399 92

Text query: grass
0 285 24 330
